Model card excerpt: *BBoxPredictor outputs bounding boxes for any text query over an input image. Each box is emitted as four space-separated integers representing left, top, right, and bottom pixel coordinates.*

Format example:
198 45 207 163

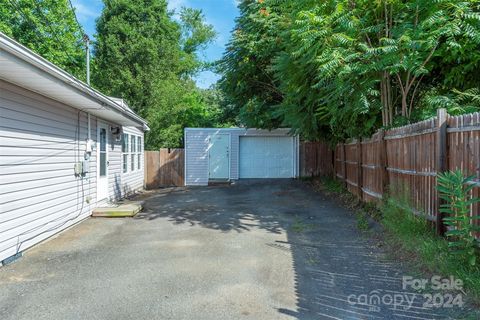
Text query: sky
70 0 239 88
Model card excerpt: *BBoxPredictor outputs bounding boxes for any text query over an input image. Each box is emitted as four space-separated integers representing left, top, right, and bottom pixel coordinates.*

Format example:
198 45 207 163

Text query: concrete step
92 201 143 217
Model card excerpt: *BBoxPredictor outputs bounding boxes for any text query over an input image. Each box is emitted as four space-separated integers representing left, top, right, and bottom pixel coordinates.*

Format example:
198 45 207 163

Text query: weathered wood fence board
447 112 480 236
385 117 438 222
330 110 480 236
361 131 385 202
300 141 334 177
145 149 185 188
344 141 361 197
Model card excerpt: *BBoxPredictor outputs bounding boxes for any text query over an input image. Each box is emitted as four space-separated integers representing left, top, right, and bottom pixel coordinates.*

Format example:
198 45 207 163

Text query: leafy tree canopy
2 0 233 149
94 0 231 149
0 0 86 80
220 0 480 142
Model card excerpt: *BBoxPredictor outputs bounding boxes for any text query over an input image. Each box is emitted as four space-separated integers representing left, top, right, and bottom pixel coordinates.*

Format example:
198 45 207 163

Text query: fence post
379 129 388 197
342 143 347 187
357 140 363 200
331 144 335 178
144 151 148 189
435 108 448 235
299 142 305 177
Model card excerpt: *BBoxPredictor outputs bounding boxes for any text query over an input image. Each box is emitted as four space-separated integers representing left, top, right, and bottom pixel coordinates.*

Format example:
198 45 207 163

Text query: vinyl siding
0 80 144 263
184 128 299 186
184 130 210 186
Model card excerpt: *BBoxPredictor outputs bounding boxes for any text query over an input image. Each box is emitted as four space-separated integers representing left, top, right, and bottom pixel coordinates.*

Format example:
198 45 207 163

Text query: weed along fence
144 149 185 188
332 109 480 235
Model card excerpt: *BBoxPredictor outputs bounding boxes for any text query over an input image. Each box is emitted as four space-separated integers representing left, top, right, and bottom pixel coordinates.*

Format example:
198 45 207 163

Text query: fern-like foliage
422 88 480 116
219 0 480 142
437 170 480 267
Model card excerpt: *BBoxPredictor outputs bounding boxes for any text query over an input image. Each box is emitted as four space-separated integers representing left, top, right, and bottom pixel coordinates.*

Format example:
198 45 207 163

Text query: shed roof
184 128 294 135
0 32 148 131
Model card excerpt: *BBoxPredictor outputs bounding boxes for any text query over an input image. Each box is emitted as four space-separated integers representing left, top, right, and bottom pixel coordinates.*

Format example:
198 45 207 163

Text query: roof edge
0 32 149 130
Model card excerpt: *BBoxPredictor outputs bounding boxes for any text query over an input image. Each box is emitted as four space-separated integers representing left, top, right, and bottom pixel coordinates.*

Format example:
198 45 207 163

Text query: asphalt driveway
0 180 472 319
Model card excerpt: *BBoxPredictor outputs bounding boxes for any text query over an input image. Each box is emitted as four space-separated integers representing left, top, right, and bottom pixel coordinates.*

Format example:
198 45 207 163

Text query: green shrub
382 189 480 302
356 211 370 232
320 177 345 193
382 192 433 243
317 177 480 301
437 170 480 267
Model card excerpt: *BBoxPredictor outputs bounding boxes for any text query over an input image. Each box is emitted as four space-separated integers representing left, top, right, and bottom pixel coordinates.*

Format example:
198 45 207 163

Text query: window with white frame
122 133 129 173
137 136 141 170
122 133 142 173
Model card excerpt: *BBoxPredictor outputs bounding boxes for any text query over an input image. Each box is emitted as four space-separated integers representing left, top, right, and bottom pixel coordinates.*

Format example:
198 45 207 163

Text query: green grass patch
321 177 345 193
313 177 480 305
382 195 480 303
356 211 370 232
291 216 314 233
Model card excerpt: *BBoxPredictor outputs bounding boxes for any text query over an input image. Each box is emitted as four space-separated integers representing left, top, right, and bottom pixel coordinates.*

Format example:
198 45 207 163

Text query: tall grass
382 192 480 301
315 177 480 301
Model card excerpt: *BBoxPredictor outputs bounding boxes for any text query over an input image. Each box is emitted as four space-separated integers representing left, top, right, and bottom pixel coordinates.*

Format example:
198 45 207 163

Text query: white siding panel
0 212 87 264
230 134 239 180
184 128 298 185
185 130 210 186
0 81 95 262
0 80 145 263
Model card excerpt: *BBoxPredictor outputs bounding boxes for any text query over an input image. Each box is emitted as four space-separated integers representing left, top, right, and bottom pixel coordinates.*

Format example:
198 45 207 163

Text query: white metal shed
184 128 299 186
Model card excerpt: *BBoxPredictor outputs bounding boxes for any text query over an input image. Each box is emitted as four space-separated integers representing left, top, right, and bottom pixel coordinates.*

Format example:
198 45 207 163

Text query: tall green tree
94 0 181 117
93 0 217 149
220 0 480 142
218 0 285 129
0 0 86 80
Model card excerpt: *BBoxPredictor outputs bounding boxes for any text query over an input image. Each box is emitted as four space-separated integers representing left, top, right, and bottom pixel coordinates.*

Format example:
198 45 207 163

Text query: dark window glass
100 153 106 176
123 154 128 173
122 133 128 152
100 128 106 152
99 128 107 176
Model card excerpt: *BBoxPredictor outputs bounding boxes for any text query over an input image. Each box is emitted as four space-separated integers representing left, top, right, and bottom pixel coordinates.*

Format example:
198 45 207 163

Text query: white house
184 128 299 186
0 33 148 264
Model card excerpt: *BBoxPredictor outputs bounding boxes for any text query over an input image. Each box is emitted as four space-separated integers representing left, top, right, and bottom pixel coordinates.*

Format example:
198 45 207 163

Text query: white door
97 123 109 201
209 134 230 179
239 136 294 178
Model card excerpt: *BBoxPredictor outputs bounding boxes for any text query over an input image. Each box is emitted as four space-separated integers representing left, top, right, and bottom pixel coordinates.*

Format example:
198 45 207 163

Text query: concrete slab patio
0 180 474 319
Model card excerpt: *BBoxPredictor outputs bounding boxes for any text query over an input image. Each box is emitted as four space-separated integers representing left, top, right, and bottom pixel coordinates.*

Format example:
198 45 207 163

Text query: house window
131 135 136 171
137 136 141 170
122 133 129 173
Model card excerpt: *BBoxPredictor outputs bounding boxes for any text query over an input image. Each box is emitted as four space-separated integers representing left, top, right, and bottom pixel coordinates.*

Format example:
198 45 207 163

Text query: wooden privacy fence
333 109 480 235
145 149 185 188
300 141 334 178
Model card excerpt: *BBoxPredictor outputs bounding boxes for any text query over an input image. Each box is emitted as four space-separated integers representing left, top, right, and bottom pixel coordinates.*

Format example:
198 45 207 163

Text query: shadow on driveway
0 179 475 319
137 179 474 319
